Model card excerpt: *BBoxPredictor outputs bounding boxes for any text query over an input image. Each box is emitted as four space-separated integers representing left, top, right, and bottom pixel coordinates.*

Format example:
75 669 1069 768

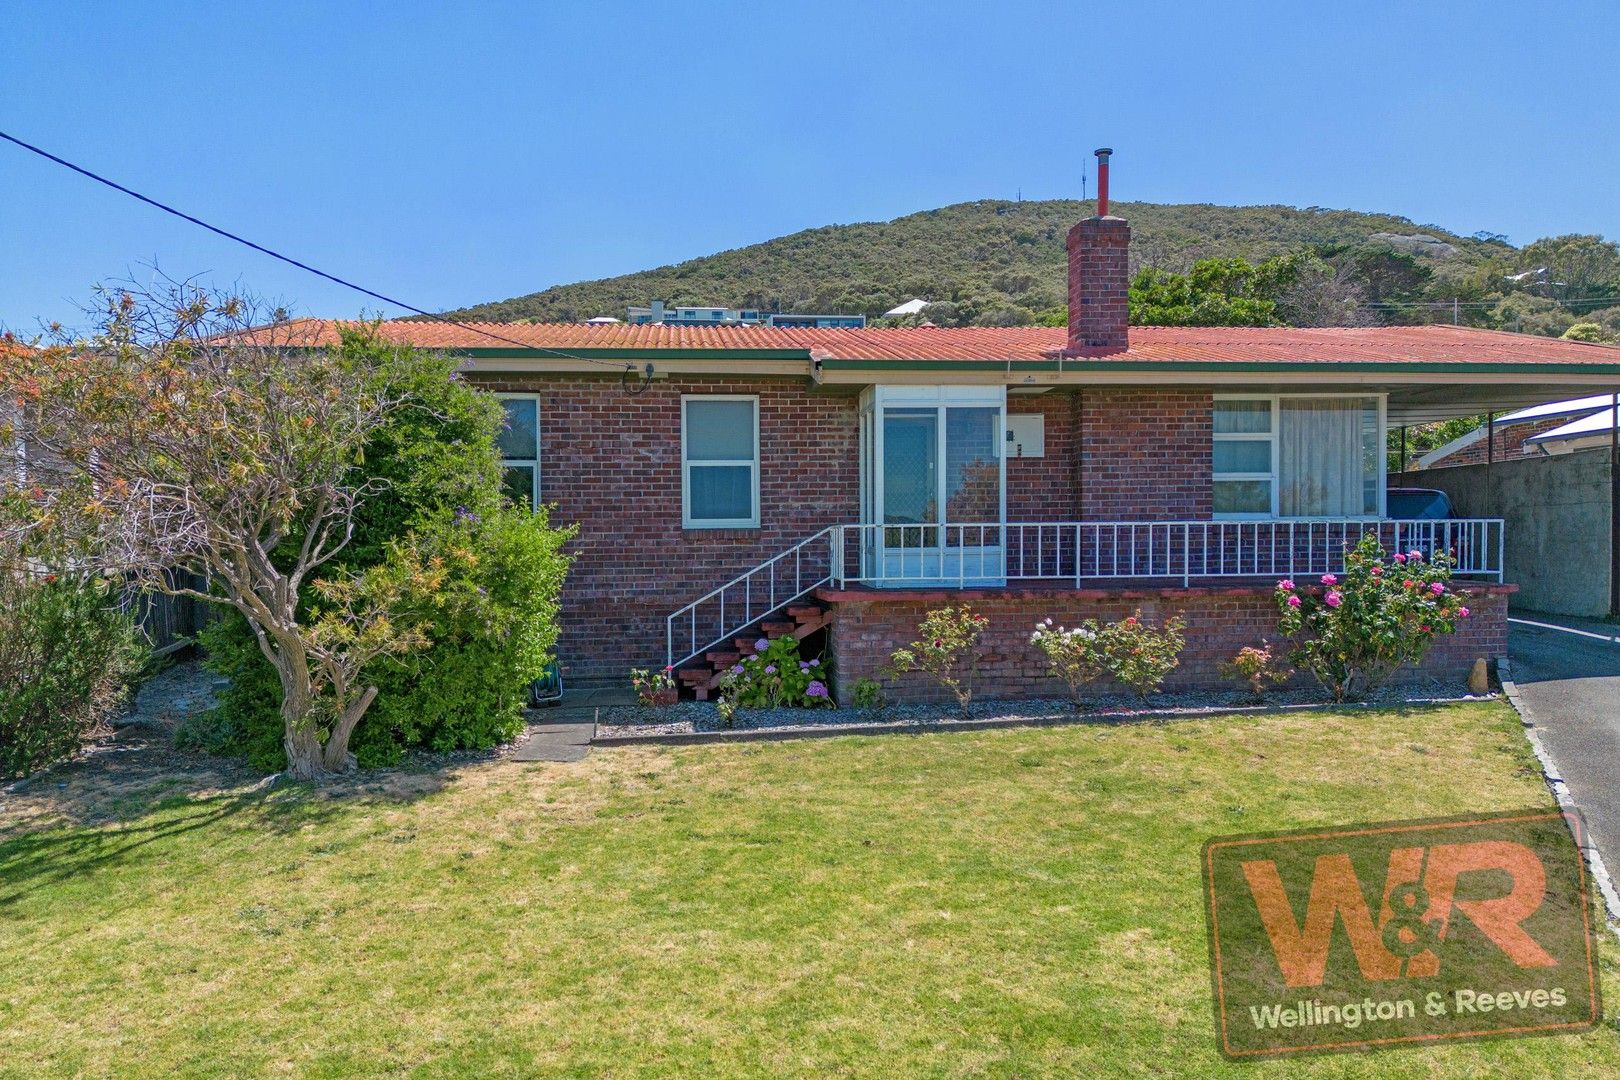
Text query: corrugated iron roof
249 319 1620 367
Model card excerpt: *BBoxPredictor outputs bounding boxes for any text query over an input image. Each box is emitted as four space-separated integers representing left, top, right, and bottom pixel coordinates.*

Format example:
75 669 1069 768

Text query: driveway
1507 614 1620 905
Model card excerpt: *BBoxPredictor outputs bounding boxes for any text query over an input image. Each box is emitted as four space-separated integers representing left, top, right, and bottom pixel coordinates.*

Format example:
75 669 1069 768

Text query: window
683 395 759 528
496 395 540 508
1213 398 1275 516
1214 396 1383 519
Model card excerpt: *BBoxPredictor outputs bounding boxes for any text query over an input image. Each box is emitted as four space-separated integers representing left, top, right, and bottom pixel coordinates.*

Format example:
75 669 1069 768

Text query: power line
0 127 648 382
1356 295 1620 310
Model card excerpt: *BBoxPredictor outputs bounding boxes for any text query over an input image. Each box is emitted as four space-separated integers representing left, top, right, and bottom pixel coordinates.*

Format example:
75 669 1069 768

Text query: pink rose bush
1275 533 1472 702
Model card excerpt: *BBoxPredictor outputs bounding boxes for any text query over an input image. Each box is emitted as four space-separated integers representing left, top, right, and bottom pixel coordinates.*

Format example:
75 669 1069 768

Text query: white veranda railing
665 518 1503 668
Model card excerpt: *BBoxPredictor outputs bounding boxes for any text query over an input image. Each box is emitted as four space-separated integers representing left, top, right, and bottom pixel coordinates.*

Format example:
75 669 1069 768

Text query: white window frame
681 394 760 529
495 392 542 508
1213 393 1387 520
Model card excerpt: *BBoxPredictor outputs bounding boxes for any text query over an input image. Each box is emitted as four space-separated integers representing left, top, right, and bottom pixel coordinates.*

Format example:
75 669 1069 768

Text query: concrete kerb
590 694 1492 748
1498 654 1620 937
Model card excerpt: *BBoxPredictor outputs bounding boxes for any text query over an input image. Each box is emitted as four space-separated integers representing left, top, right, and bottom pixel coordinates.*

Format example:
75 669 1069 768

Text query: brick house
272 173 1620 702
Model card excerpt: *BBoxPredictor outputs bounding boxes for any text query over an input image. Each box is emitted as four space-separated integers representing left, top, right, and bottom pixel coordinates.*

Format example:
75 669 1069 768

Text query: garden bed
594 676 1493 740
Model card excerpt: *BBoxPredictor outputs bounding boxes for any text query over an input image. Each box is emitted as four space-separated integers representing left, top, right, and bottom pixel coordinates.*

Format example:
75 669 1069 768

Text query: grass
1 700 1617 1077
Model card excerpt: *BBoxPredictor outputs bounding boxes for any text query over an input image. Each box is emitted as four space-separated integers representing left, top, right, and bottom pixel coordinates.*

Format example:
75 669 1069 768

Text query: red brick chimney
1065 148 1130 354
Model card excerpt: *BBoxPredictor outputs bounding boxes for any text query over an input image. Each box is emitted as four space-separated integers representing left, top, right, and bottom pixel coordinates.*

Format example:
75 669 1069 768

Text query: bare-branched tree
0 280 440 780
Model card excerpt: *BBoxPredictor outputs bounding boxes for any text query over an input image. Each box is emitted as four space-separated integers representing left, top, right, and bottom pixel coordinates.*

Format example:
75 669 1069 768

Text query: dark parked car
1386 487 1453 520
1384 486 1485 569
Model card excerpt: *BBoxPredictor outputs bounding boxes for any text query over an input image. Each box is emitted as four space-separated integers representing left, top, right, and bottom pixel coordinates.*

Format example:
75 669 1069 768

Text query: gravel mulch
594 677 1493 739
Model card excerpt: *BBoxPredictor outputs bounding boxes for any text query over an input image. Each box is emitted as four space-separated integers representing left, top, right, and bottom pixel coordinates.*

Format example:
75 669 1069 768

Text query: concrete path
509 687 633 762
511 718 595 762
1506 614 1620 906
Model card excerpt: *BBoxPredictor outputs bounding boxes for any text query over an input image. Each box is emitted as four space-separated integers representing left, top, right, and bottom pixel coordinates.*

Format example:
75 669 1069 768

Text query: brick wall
1079 387 1212 519
464 373 1266 685
1006 392 1080 519
821 585 1510 703
471 373 860 682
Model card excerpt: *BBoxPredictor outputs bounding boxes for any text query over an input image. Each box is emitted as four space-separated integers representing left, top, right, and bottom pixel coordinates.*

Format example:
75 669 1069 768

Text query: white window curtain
1278 399 1378 517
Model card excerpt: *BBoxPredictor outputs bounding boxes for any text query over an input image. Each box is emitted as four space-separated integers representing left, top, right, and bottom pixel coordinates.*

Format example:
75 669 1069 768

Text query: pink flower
1325 591 1343 608
1393 553 1407 564
1407 550 1425 562
1277 579 1295 591
1286 595 1302 608
1370 566 1383 577
1320 574 1338 586
1458 606 1470 618
1429 581 1445 595
1420 624 1431 633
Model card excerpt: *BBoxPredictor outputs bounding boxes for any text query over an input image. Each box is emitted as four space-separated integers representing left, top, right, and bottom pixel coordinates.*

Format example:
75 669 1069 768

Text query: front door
861 387 1006 585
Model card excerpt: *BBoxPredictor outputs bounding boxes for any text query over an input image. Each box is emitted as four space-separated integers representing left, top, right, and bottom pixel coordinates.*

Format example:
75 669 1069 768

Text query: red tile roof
255 319 1620 367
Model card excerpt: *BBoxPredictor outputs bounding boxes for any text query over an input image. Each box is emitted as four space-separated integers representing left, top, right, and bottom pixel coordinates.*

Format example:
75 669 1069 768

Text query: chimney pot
1094 148 1112 217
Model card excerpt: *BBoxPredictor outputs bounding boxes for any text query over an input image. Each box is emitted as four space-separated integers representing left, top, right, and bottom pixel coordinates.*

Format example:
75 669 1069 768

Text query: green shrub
889 604 989 718
198 349 573 770
1276 533 1471 702
850 677 887 714
1100 611 1185 698
1220 644 1292 702
629 667 676 706
718 635 832 709
0 573 148 778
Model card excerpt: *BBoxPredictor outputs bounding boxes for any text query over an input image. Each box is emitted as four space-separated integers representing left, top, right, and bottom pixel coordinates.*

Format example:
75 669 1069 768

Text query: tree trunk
270 642 327 781
281 689 325 781
322 685 379 773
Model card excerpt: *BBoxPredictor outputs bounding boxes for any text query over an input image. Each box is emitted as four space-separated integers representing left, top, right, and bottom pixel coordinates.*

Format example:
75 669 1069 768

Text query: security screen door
862 386 1005 585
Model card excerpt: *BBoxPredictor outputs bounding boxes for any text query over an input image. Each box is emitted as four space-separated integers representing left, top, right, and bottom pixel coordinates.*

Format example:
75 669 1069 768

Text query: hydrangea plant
1276 533 1472 702
718 634 833 711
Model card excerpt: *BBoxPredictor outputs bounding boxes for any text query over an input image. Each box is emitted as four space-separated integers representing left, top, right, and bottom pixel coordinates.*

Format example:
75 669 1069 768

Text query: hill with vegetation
434 199 1620 341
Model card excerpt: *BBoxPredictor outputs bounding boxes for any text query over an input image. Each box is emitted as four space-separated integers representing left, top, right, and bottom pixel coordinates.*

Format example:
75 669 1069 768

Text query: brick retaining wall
819 584 1512 703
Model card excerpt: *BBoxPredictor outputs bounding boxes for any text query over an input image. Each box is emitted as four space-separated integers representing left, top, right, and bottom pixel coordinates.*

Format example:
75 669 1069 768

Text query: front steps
674 602 832 700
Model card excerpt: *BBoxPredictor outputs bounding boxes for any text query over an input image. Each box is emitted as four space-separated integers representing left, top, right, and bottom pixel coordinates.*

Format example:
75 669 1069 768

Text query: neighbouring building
627 301 865 329
261 152 1620 701
1414 393 1615 469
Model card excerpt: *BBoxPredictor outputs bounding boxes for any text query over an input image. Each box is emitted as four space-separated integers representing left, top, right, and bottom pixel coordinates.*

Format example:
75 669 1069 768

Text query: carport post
1611 391 1619 618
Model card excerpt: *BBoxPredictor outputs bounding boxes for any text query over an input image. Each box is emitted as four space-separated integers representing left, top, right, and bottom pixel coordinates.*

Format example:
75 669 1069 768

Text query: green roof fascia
816 358 1620 376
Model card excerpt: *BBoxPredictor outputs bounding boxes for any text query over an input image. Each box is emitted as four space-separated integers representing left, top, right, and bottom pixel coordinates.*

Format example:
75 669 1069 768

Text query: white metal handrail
665 526 839 669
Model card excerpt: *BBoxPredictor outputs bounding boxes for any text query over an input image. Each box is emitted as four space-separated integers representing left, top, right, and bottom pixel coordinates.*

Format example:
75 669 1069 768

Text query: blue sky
4 1 1617 332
